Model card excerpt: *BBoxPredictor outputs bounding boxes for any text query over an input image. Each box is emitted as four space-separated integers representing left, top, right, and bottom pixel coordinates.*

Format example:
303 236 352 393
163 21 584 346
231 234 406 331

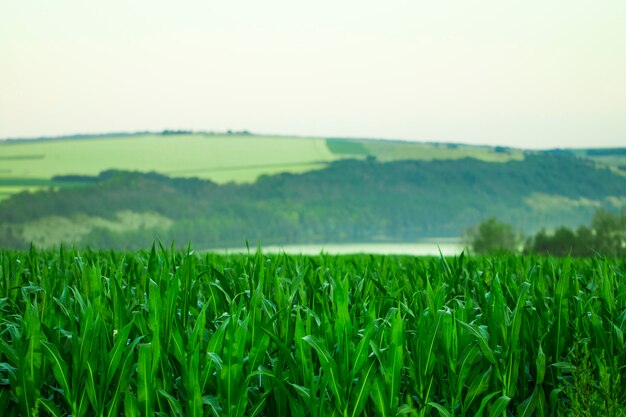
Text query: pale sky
1 1 625 149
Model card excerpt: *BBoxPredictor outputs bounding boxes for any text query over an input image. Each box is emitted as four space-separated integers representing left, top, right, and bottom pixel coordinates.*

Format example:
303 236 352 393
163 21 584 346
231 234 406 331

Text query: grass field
0 247 624 416
0 134 337 185
327 138 525 162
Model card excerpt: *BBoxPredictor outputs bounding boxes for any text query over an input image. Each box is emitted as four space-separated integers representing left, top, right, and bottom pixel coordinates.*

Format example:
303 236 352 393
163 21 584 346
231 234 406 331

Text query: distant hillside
563 147 626 173
1 153 625 249
3 131 599 202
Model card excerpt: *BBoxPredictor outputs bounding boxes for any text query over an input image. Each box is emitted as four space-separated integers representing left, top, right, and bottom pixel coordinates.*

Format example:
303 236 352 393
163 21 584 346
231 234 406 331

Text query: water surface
214 239 465 256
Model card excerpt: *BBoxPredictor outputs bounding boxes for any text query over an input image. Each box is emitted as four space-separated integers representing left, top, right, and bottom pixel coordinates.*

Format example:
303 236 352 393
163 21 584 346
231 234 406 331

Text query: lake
212 238 465 256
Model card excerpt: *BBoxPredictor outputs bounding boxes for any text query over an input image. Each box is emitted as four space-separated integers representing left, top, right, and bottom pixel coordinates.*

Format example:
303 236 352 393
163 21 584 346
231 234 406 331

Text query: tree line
467 209 626 257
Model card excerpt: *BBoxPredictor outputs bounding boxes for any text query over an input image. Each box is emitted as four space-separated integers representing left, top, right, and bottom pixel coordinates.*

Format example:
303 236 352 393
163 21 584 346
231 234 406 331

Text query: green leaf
471 391 500 417
137 343 155 417
124 389 139 417
428 402 453 417
536 345 546 385
488 395 511 417
302 335 343 409
465 366 493 410
157 388 183 417
370 378 389 417
202 395 222 417
106 320 134 386
458 321 497 365
349 360 377 417
41 341 71 404
386 307 404 411
37 398 63 417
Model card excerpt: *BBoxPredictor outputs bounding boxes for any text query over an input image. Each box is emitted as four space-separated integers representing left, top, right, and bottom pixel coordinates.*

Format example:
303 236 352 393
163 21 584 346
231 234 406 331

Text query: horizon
0 129 624 152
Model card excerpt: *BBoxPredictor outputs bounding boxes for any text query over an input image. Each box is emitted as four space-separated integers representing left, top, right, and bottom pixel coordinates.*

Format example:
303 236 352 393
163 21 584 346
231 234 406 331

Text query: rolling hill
0 131 542 201
1 139 625 249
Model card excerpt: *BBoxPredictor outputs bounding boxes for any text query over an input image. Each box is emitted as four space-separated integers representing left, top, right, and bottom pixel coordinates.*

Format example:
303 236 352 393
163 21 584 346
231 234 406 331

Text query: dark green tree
525 210 626 257
591 209 626 256
466 217 521 253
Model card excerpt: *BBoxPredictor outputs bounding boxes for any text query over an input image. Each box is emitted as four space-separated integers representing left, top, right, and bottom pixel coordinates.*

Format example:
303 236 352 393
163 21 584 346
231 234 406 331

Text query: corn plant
0 246 625 416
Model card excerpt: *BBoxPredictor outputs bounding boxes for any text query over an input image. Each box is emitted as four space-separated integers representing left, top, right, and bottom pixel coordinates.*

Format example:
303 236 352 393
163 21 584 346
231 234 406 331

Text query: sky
1 1 625 149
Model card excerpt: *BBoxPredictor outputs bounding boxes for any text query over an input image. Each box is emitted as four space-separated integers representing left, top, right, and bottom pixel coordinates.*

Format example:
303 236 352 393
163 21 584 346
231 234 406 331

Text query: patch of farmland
0 134 339 191
326 138 525 162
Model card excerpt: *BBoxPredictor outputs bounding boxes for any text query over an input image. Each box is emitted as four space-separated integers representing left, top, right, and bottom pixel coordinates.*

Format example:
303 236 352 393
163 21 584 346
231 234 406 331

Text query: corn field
1 246 625 416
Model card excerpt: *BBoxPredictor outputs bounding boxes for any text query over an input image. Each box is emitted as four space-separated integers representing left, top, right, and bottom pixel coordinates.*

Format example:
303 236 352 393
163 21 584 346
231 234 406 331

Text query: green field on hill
2 133 624 202
0 133 529 200
0 134 337 197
